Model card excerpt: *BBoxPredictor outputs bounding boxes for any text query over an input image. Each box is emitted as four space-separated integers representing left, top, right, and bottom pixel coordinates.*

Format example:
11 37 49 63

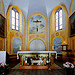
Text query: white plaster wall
3 0 71 18
72 0 75 13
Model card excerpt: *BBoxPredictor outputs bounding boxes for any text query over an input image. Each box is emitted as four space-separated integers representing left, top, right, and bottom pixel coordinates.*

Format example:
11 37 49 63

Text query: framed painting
0 14 6 38
69 12 75 36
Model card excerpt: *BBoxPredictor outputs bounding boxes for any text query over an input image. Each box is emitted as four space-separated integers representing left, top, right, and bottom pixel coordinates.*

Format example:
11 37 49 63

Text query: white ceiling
3 0 71 20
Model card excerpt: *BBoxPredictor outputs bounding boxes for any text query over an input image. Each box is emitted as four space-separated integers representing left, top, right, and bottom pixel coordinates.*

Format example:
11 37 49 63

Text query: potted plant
63 62 74 75
0 63 9 75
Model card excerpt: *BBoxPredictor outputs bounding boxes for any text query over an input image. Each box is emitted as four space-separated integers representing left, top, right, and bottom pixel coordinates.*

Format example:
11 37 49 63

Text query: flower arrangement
0 63 9 75
63 62 74 68
63 62 74 75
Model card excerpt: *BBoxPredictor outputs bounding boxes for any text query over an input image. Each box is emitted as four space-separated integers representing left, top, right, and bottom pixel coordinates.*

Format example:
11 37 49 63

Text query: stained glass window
12 8 19 30
55 8 62 31
59 10 62 29
16 12 19 30
12 10 15 29
56 12 58 31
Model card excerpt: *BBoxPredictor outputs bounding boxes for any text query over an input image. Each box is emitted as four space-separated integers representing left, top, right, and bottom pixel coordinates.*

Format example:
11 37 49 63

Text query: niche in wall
29 39 45 51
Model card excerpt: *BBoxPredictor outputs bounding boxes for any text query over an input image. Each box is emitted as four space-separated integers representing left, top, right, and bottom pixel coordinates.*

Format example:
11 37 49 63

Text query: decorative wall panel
13 38 21 54
53 37 62 53
29 39 45 51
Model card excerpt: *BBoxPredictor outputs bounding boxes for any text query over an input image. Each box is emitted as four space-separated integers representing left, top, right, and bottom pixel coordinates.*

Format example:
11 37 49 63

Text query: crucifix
33 20 41 32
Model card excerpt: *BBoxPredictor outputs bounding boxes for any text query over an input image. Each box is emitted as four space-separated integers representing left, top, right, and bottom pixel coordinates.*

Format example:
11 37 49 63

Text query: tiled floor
7 69 65 75
7 59 75 75
6 60 66 75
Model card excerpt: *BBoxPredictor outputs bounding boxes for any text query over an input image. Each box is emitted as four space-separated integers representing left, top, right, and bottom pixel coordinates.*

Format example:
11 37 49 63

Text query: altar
17 51 57 69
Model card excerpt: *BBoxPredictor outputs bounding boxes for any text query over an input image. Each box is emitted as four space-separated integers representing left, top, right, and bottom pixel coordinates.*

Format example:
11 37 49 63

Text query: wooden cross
33 20 41 32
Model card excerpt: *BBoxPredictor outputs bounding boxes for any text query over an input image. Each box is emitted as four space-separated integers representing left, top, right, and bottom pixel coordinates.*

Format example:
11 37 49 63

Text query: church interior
0 0 75 75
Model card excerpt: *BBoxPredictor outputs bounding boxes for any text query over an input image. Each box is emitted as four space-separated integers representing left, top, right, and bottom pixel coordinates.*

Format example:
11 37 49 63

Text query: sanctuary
0 0 75 75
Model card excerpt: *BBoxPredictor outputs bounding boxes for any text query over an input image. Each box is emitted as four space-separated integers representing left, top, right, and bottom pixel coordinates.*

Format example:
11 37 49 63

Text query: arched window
55 8 62 31
12 8 19 30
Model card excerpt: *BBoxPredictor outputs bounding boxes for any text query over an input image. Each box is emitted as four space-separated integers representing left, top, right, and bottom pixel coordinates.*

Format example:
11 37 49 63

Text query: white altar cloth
31 60 43 63
0 51 6 64
17 51 57 59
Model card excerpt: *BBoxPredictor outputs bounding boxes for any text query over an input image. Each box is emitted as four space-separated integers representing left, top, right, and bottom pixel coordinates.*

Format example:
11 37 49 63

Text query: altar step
20 66 55 69
20 66 49 69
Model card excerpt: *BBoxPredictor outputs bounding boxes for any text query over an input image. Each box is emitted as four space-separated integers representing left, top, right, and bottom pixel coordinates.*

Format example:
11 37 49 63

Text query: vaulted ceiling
3 0 71 20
